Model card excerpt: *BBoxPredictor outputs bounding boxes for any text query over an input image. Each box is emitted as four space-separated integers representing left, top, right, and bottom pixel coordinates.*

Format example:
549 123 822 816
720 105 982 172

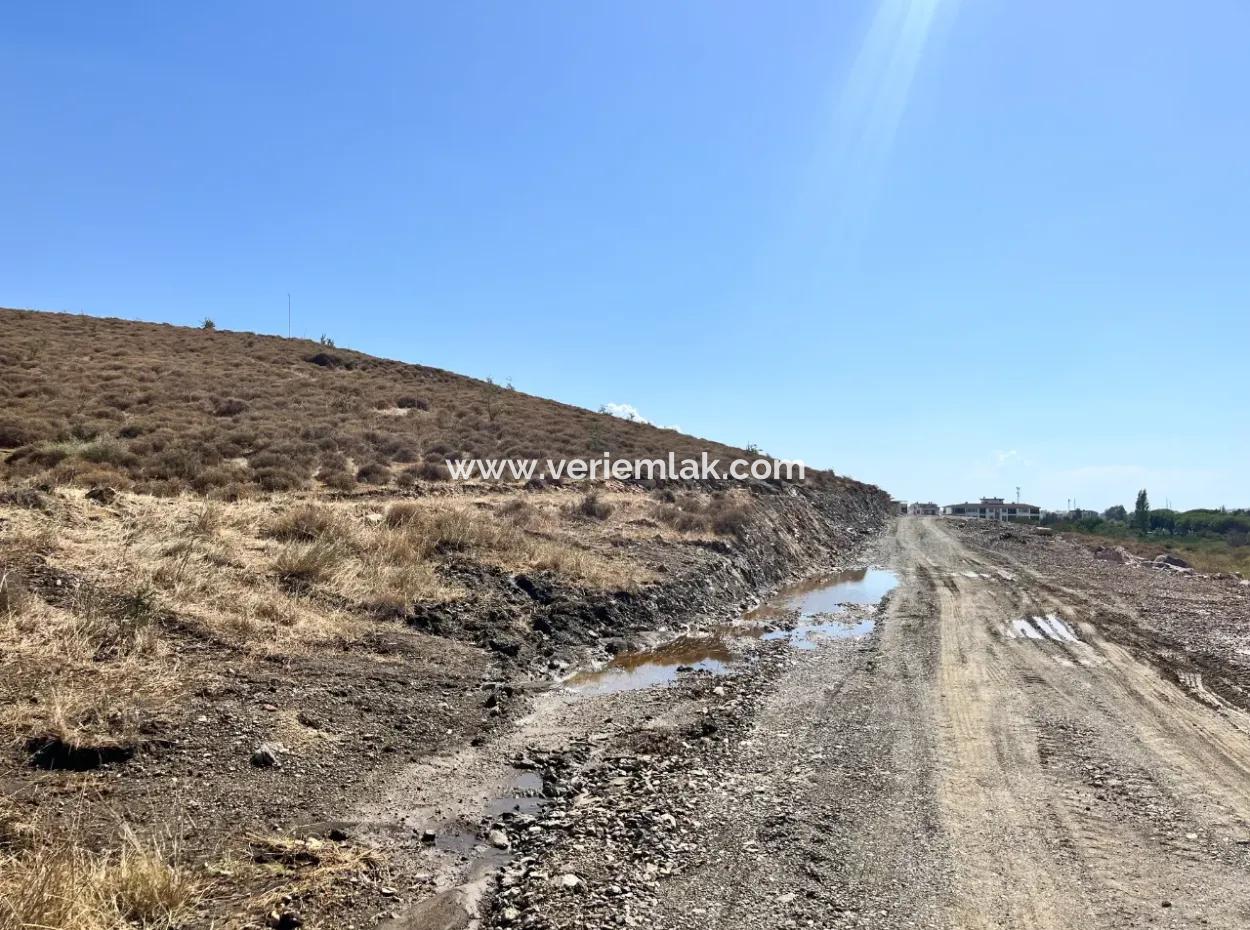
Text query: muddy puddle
424 767 552 871
565 567 898 694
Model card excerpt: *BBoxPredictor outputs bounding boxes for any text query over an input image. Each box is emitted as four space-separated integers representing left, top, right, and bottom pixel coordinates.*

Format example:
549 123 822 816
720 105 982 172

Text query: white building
943 497 1041 521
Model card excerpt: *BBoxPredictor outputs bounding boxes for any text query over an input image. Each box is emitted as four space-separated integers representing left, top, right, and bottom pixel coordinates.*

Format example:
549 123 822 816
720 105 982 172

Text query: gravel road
372 517 1250 930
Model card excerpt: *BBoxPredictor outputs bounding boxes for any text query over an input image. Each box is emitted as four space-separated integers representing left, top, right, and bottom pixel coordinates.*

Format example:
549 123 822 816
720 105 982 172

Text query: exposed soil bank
356 547 899 930
0 479 890 929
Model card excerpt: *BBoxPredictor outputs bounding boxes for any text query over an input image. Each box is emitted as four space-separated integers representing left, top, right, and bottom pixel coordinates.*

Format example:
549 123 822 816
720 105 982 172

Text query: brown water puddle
565 567 898 695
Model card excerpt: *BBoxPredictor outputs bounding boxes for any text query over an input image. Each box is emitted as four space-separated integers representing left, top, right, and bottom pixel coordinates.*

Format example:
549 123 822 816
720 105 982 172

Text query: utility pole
287 293 291 338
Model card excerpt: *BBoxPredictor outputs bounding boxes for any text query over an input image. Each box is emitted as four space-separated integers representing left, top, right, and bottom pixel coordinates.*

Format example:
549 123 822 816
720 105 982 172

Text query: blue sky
2 1 1246 510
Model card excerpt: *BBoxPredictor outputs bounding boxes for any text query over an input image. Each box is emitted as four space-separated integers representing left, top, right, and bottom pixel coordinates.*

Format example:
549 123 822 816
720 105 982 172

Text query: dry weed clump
272 542 342 592
652 491 755 538
571 491 614 521
265 504 346 542
0 824 201 930
238 834 385 916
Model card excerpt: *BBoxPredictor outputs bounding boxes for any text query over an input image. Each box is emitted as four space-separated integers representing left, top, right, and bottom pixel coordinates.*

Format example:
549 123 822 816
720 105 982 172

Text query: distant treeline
1044 502 1250 547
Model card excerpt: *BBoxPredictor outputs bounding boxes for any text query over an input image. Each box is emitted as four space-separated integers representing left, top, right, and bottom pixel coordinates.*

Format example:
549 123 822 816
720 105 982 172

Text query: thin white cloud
600 403 680 433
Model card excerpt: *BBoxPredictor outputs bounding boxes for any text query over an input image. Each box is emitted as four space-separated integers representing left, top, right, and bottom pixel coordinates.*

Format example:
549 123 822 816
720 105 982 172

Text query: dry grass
651 490 755 538
0 480 652 759
236 835 385 913
0 825 201 930
265 504 344 542
1 531 179 754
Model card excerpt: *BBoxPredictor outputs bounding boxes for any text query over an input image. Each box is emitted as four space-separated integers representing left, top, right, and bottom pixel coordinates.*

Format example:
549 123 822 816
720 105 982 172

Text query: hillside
0 307 888 930
0 307 779 494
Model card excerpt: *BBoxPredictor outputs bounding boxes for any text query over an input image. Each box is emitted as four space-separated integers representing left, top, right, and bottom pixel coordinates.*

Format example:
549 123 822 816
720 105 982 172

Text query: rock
420 829 436 843
250 742 286 768
380 886 398 897
488 829 510 850
1154 553 1191 568
558 873 582 890
488 638 522 658
1094 547 1126 563
269 910 302 930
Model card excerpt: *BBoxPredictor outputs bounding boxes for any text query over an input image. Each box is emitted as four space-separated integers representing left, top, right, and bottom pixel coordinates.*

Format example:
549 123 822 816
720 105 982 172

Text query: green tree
1103 505 1128 522
1133 489 1150 533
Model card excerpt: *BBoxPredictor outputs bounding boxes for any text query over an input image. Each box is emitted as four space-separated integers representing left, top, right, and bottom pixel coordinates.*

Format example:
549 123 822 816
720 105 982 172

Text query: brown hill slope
0 307 798 494
0 306 889 929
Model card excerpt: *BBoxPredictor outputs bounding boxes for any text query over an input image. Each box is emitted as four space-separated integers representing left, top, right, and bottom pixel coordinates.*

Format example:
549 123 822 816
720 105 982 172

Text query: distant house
943 497 1041 521
908 501 939 516
891 500 908 515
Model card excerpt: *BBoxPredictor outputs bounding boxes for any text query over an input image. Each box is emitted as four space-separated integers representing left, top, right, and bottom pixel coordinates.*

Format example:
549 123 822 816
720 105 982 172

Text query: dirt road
378 517 1250 929
907 517 1250 929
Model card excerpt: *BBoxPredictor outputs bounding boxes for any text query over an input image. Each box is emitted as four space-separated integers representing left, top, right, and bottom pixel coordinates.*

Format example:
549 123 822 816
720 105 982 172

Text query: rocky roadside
355 527 943 930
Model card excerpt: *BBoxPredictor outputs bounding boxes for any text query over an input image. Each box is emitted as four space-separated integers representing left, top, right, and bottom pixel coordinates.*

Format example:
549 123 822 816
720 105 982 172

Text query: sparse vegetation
0 825 200 930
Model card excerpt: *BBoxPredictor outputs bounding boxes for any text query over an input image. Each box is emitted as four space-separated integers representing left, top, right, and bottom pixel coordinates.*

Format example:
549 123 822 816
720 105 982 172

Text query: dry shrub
655 504 709 533
384 501 421 527
498 497 535 526
356 561 453 616
0 825 200 930
266 505 345 542
318 470 356 492
0 417 56 448
412 461 450 482
210 397 247 417
653 493 752 537
355 462 391 485
273 542 341 591
572 491 613 521
253 467 304 492
707 497 753 538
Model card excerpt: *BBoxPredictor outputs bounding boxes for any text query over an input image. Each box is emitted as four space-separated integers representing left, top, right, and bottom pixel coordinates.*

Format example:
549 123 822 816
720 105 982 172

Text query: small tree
1133 489 1150 534
1103 504 1128 522
200 317 216 330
